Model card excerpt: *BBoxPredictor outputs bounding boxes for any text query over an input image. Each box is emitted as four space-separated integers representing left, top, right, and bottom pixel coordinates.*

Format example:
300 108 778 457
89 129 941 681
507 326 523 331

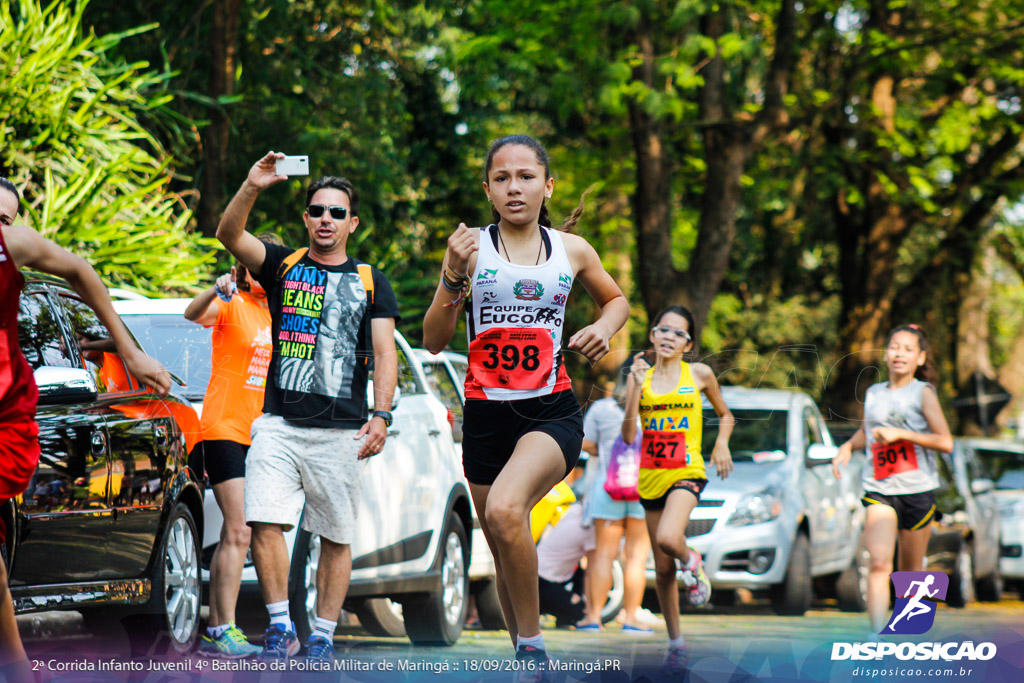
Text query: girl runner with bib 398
832 324 953 635
423 134 628 679
621 305 733 676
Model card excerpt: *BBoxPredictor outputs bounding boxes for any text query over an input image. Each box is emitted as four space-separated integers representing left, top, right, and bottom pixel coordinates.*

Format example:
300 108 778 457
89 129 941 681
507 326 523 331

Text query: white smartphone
275 155 309 176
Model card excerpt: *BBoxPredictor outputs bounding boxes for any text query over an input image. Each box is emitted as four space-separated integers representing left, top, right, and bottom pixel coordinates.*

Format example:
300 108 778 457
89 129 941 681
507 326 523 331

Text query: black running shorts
861 490 937 531
200 440 249 486
462 390 583 486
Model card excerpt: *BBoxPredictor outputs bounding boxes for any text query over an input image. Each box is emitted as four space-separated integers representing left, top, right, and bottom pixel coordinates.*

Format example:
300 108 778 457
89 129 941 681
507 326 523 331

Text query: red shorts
0 420 41 499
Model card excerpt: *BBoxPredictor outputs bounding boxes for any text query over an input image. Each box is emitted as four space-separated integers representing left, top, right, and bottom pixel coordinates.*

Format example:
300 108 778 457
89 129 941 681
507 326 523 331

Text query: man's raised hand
246 152 288 192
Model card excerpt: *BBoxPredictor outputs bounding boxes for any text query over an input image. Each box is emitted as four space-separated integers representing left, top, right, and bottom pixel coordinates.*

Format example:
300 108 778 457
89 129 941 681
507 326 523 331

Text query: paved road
19 596 1024 682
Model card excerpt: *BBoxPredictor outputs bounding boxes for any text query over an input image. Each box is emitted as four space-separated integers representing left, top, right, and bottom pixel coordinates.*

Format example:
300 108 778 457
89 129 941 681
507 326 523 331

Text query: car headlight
1000 499 1024 519
727 487 784 527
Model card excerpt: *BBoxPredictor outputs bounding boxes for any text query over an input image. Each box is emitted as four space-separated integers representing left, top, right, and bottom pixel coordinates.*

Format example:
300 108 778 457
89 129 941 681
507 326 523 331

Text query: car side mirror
970 478 994 495
807 443 838 462
366 380 400 411
34 366 98 405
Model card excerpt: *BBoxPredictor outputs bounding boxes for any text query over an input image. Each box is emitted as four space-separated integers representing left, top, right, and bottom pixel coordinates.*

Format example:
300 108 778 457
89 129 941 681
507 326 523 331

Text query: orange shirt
199 292 273 445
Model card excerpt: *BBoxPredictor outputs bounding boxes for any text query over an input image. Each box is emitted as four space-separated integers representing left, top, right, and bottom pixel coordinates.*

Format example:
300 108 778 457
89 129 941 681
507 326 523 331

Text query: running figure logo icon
884 571 948 635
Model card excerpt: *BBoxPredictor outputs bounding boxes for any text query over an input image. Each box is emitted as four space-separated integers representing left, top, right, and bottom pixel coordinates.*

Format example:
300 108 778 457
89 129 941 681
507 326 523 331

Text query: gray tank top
862 378 940 495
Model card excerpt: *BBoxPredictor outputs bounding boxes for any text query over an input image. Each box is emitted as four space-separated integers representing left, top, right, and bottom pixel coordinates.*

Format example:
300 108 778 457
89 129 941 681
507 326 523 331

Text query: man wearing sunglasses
216 152 399 663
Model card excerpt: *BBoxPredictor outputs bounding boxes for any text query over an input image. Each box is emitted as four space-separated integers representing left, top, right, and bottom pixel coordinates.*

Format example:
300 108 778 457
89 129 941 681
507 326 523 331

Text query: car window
702 408 788 463
118 313 213 401
58 295 135 393
974 448 1024 490
17 291 75 370
803 407 824 447
422 361 464 438
396 346 424 396
447 358 467 386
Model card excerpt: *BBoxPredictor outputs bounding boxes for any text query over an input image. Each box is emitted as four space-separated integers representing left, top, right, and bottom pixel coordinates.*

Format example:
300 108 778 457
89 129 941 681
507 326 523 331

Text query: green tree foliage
0 0 213 293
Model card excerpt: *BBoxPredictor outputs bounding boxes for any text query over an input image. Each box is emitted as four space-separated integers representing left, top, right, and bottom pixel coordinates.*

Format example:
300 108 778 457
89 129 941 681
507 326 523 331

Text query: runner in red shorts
0 177 170 676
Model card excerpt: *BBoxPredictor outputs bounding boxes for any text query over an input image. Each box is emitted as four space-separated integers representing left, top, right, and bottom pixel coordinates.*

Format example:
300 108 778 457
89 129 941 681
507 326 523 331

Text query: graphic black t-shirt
256 242 400 428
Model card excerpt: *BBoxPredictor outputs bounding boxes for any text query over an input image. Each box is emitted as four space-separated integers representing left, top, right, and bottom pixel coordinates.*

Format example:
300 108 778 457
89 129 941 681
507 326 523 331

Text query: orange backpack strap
275 247 308 281
357 263 374 304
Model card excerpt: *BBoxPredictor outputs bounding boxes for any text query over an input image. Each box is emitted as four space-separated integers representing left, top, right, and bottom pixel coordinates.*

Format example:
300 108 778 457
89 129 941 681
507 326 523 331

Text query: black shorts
862 490 937 531
640 478 708 511
200 440 249 486
462 390 583 486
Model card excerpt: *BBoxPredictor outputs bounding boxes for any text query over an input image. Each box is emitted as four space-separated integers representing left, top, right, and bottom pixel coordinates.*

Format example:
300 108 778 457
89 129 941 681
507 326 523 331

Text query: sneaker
662 645 688 676
515 644 553 683
681 548 711 607
305 635 334 664
258 622 300 661
197 624 261 658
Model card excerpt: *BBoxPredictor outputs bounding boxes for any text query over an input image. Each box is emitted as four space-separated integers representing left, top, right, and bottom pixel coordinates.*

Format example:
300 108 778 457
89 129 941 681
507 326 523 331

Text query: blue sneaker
197 623 261 658
258 622 300 661
305 635 334 664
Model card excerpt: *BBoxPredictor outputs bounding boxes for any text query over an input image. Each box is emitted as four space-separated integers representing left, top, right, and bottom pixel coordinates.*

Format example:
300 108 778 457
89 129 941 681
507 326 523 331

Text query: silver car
649 387 868 615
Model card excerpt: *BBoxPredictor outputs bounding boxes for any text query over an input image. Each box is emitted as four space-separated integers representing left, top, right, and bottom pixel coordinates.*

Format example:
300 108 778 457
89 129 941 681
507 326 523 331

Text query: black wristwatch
372 410 393 428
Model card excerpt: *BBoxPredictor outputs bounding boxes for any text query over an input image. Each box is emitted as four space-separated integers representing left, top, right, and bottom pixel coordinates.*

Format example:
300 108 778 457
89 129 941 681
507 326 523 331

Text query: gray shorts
245 414 363 544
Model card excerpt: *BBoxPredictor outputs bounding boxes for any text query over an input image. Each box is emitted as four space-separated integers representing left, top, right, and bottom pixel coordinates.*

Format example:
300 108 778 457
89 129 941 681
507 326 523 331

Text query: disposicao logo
831 571 997 663
884 571 947 635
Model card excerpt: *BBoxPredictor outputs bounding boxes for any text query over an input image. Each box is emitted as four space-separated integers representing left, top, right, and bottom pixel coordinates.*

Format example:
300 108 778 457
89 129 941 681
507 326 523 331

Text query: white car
114 296 474 645
956 439 1024 593
646 386 868 615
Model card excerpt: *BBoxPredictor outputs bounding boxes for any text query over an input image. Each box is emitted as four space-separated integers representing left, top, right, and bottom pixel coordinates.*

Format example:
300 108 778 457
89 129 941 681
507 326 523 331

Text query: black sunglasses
308 204 348 220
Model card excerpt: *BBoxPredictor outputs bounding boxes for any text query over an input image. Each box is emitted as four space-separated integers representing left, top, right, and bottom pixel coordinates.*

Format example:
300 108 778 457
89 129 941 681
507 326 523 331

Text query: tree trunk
197 0 243 239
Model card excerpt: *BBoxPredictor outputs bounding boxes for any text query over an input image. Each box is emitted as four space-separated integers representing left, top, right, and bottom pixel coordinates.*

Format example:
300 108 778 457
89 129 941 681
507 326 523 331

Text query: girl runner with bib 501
621 305 733 676
423 134 628 680
832 324 953 634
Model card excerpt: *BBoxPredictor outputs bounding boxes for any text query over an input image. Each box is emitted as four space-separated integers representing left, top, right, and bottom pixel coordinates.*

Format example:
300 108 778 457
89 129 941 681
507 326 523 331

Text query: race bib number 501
872 439 919 480
469 328 553 390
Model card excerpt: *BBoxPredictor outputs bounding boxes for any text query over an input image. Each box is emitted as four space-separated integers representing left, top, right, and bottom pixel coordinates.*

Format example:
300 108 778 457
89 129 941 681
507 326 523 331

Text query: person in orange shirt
185 239 276 658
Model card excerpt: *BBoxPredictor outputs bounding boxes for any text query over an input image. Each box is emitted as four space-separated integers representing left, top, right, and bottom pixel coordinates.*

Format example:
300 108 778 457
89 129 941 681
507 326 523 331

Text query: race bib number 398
469 328 553 390
640 430 688 469
872 439 919 480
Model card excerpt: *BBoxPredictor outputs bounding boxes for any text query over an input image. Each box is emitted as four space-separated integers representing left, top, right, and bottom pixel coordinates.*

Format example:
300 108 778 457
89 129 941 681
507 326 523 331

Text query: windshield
974 448 1024 490
701 408 789 463
120 314 212 401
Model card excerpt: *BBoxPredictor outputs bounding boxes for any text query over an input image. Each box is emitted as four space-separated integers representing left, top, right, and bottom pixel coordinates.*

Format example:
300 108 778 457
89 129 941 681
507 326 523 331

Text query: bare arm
423 224 479 354
581 439 598 457
184 270 238 325
565 234 629 363
216 152 287 275
621 353 649 445
4 225 171 395
355 317 397 459
694 362 734 479
833 426 866 479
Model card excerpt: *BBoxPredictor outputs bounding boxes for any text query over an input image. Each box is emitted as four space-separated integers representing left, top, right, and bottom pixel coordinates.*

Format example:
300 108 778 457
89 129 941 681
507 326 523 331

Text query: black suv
3 272 204 653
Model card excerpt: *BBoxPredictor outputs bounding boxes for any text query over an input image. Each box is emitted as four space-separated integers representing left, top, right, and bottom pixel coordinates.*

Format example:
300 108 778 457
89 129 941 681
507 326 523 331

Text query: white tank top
862 379 940 495
464 224 574 400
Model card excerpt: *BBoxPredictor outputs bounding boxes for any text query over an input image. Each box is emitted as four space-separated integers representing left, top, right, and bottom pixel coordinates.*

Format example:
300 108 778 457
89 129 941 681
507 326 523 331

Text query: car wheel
975 566 1002 602
947 540 976 608
353 598 406 637
473 579 506 630
836 542 869 612
600 558 625 624
129 503 201 655
771 532 812 616
288 529 321 642
401 513 469 646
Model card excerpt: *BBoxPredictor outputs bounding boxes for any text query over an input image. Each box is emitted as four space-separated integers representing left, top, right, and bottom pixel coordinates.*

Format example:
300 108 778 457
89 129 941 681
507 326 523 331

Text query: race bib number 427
640 430 688 469
469 328 553 390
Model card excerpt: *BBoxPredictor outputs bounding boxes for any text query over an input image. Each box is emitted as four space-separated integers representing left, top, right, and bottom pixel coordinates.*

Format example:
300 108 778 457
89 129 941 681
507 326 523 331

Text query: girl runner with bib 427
621 305 734 676
832 324 953 635
423 134 628 680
